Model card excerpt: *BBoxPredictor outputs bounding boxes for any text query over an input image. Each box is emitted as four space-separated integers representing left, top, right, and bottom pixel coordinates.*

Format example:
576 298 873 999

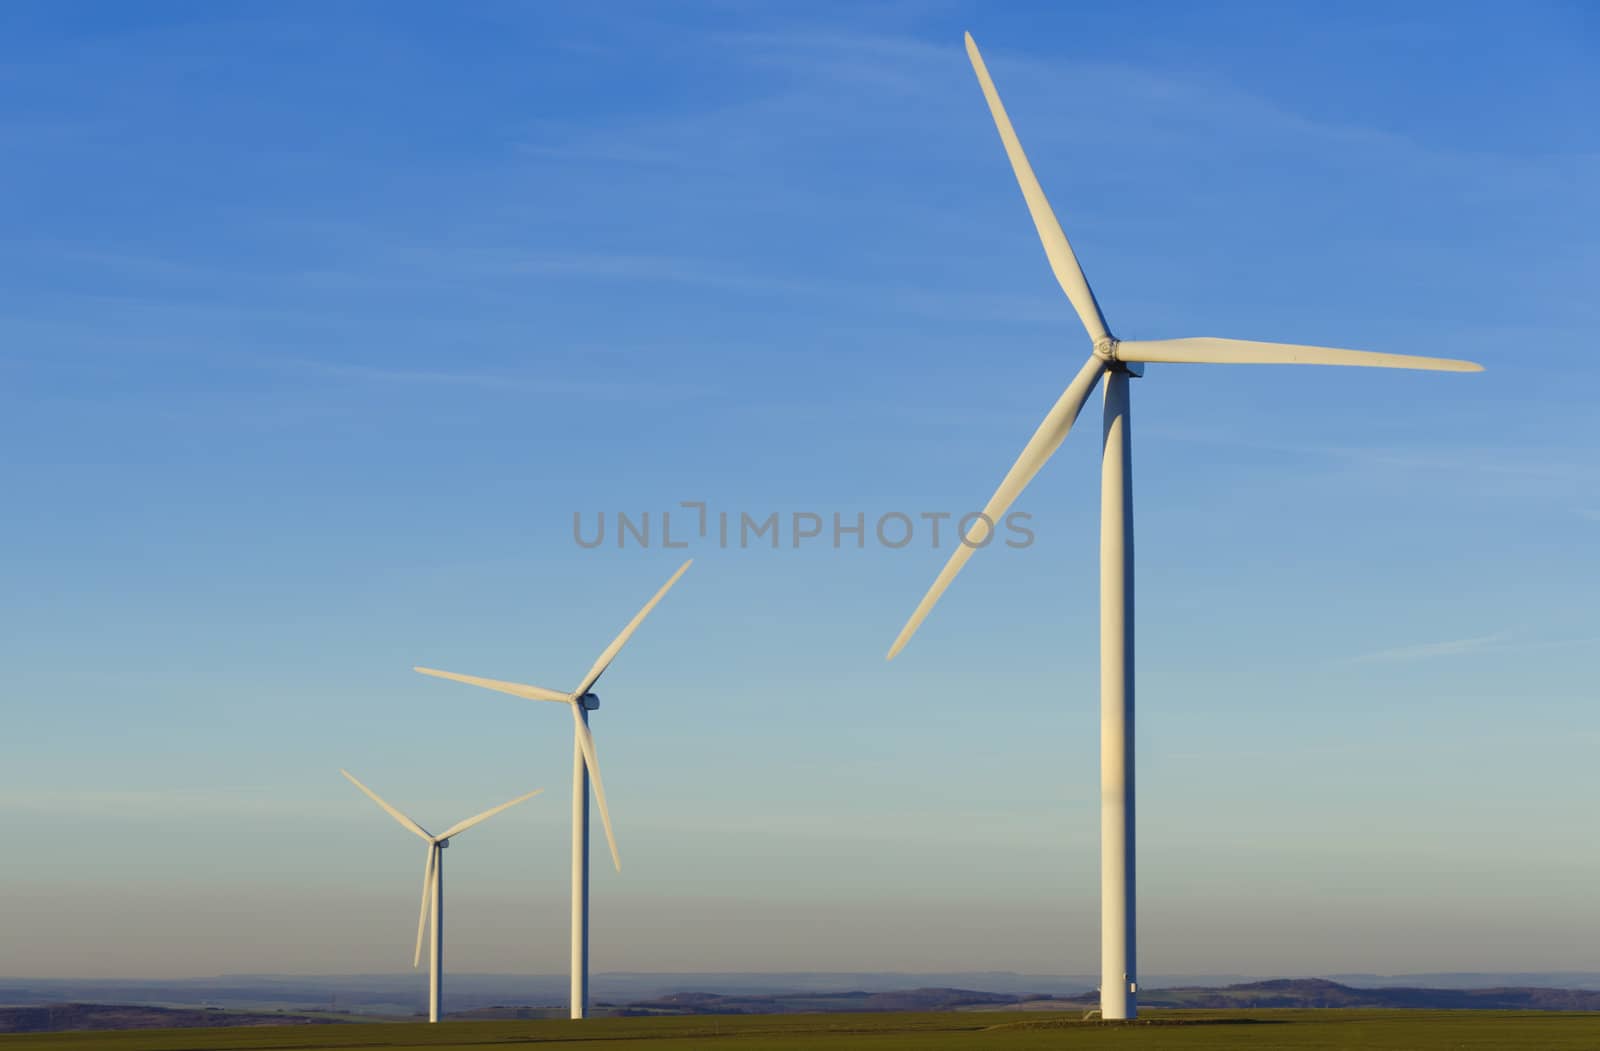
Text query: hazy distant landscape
8 973 1600 1032
9 970 1600 1016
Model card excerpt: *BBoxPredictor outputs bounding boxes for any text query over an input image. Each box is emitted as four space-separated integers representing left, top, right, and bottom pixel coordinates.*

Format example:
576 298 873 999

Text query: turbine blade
438 788 544 841
413 844 435 969
571 559 692 699
965 32 1110 344
572 704 621 872
413 667 571 704
1115 337 1483 373
888 354 1106 660
341 769 432 842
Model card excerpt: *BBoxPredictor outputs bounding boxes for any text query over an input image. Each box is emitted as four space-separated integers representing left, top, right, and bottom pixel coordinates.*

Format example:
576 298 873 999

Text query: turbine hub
580 693 600 710
1094 337 1142 377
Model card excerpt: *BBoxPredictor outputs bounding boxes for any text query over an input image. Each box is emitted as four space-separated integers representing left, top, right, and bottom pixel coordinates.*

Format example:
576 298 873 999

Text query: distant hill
0 1003 349 1034
1135 978 1600 1011
610 979 1600 1016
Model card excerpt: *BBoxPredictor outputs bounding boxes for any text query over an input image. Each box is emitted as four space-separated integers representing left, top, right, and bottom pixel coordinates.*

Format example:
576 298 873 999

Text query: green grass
6 1010 1600 1050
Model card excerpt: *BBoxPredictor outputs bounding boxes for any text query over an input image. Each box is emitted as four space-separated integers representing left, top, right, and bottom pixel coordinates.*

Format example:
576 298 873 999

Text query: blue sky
2 1 1597 980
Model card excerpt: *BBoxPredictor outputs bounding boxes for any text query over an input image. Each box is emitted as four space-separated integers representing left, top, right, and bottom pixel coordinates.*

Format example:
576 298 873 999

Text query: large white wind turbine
413 558 691 1020
887 35 1483 1021
340 770 542 1023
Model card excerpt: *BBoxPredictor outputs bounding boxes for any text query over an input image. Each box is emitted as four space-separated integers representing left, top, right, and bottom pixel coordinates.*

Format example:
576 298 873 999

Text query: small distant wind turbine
340 769 542 1023
414 558 691 1020
886 35 1483 1021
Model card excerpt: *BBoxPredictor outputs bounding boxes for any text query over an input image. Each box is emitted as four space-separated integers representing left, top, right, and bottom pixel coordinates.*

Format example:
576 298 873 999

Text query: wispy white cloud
1321 447 1597 484
296 244 1072 325
544 26 1594 192
1143 426 1599 486
515 140 695 170
250 351 712 402
1347 632 1510 664
1344 632 1600 665
0 788 339 822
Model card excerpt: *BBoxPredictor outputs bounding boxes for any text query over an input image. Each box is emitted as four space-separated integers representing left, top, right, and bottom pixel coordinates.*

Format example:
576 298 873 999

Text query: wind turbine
886 35 1483 1021
413 558 692 1020
340 769 542 1023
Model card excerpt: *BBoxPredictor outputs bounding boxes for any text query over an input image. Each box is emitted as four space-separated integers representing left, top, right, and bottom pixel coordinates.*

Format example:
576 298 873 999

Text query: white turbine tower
340 770 542 1023
887 35 1483 1021
413 558 691 1020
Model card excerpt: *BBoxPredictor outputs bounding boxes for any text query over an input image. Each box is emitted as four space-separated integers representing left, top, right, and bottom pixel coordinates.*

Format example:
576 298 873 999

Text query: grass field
6 1010 1600 1050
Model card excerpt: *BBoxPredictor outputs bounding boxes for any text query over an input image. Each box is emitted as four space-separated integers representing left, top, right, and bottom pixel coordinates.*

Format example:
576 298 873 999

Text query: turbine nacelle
579 693 600 711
